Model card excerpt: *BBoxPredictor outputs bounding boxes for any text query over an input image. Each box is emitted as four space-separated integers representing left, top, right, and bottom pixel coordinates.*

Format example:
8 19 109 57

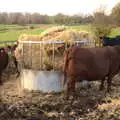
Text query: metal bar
21 43 24 89
42 41 44 70
29 42 32 68
19 40 88 44
39 42 41 70
22 43 24 68
52 42 55 71
65 42 68 50
41 42 43 70
30 43 32 69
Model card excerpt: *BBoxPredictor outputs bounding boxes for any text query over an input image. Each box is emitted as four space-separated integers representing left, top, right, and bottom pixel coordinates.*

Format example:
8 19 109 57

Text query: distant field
0 24 56 41
0 24 120 41
70 24 92 31
0 28 45 41
108 28 120 37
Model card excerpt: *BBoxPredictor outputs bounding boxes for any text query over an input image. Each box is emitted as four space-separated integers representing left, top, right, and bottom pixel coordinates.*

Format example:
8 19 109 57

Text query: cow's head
0 48 6 56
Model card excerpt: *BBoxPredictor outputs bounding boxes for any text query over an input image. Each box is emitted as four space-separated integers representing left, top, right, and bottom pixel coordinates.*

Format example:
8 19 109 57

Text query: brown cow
6 44 20 77
63 45 120 97
0 44 20 85
0 48 9 84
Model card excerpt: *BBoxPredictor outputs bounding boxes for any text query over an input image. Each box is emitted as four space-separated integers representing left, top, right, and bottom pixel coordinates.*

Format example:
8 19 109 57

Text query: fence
18 39 103 71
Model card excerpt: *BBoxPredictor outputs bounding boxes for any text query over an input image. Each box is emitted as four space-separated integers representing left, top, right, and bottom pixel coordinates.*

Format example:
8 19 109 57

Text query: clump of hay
18 26 67 41
18 26 93 43
16 26 95 70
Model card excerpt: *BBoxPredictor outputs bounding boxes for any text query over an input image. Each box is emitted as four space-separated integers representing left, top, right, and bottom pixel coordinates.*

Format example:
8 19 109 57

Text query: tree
9 12 25 24
71 15 83 24
93 8 112 25
31 13 41 24
92 6 112 42
82 15 94 24
24 13 32 24
54 13 72 25
0 12 9 24
111 2 120 25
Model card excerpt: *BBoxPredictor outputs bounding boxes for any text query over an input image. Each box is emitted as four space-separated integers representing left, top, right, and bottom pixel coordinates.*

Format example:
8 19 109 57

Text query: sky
0 0 119 15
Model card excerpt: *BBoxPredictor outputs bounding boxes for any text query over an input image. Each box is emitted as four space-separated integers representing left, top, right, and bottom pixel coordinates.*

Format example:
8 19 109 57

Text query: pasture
0 24 120 119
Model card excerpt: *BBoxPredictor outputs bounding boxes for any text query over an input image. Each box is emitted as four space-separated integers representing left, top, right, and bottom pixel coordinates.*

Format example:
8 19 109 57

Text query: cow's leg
13 57 20 78
0 72 3 85
66 76 76 99
107 76 112 92
99 77 106 90
15 66 20 78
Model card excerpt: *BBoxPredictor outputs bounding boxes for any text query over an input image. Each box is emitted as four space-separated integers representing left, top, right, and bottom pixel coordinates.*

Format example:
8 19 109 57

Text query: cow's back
67 46 112 80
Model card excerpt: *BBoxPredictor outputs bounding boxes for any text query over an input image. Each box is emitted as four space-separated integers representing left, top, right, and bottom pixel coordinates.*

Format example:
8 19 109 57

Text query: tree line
0 12 94 25
0 2 119 25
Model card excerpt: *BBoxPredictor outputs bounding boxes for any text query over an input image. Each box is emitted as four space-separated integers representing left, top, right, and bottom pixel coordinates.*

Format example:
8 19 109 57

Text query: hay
16 26 95 70
18 26 93 43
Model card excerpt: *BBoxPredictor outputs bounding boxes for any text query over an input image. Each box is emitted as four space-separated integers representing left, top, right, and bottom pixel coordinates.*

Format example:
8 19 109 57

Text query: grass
0 28 45 41
108 28 120 37
0 24 25 29
0 24 58 41
69 24 92 32
0 24 120 41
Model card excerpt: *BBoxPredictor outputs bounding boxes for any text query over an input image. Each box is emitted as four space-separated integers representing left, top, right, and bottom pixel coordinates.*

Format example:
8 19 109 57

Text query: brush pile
15 26 95 70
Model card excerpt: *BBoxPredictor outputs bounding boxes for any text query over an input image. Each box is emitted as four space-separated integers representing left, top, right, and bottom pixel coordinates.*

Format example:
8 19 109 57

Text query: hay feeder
18 40 88 92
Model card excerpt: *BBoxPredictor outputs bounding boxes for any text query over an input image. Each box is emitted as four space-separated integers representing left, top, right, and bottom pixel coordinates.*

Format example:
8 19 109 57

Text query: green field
0 28 44 41
109 28 120 37
0 24 120 41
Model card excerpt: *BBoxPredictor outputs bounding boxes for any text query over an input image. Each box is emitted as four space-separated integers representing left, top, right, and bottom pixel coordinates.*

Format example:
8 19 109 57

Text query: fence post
39 42 42 70
52 41 55 71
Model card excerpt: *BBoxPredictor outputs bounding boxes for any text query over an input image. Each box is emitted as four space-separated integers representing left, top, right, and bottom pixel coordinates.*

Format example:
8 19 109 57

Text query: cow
0 47 9 85
6 44 20 77
100 36 120 46
0 43 19 85
63 45 120 98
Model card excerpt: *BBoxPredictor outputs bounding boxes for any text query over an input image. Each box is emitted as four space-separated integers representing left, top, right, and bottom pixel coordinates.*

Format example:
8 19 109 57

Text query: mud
0 72 120 120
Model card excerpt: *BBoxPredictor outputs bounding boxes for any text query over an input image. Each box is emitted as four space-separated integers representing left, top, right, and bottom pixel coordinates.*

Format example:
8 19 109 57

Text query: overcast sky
0 0 119 15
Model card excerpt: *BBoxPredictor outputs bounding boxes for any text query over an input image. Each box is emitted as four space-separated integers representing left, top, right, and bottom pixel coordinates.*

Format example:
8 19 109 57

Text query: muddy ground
0 71 120 120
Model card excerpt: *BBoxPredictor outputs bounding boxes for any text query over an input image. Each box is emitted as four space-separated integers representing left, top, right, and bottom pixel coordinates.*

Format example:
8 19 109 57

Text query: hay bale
16 26 95 70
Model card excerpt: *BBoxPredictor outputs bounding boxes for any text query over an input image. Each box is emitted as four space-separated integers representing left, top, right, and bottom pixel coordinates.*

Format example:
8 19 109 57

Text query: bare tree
9 12 25 24
111 2 120 26
31 13 41 24
0 12 9 24
93 6 112 25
